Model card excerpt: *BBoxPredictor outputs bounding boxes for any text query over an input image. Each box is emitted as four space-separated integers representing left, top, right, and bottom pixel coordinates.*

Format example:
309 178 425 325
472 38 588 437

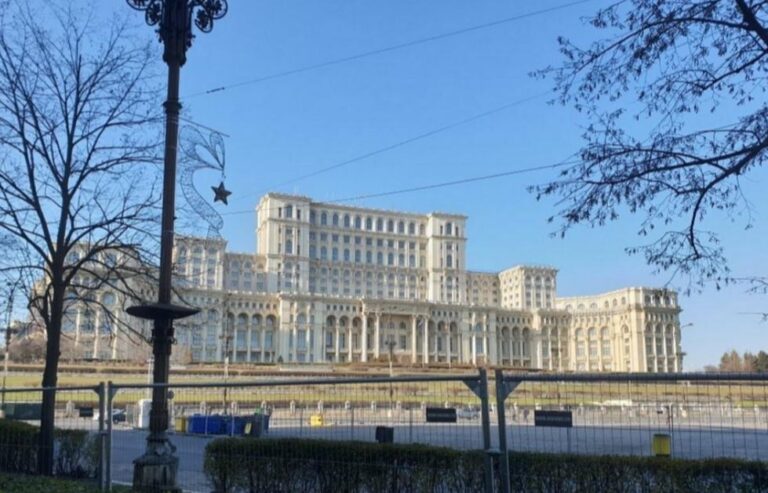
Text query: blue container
187 414 207 434
224 416 249 436
205 415 226 435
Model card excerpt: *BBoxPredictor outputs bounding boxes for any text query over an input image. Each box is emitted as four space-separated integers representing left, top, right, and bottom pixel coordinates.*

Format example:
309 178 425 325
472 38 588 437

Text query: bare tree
533 0 768 291
0 1 162 474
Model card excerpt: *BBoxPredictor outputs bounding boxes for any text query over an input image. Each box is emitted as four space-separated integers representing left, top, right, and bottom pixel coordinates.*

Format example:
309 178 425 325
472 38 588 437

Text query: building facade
58 193 684 372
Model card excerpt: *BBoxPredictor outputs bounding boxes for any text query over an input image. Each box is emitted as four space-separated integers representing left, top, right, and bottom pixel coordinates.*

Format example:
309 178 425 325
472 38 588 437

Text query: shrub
205 438 768 493
0 473 130 492
0 420 38 474
55 429 100 478
205 438 485 493
0 420 99 478
506 452 768 492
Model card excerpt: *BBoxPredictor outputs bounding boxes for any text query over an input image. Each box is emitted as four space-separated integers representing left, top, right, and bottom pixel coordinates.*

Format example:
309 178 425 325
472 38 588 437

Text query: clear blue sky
98 0 766 370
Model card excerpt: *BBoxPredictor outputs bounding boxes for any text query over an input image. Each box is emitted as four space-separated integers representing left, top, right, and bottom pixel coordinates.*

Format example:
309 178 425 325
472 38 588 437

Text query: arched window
445 222 453 235
320 247 328 260
446 254 453 268
365 217 372 230
310 211 316 224
397 221 405 233
376 218 383 231
332 213 339 226
320 212 328 225
387 220 394 232
366 251 372 263
354 216 361 228
408 222 415 235
387 253 394 265
377 252 383 265
343 214 350 227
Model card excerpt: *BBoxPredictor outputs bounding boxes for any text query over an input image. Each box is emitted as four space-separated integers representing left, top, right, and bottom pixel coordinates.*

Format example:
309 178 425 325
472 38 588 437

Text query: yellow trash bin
174 416 187 433
310 414 324 427
652 433 671 456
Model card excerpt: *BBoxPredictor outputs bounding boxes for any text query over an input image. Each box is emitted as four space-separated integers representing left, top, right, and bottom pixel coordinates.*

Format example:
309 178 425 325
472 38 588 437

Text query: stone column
471 313 477 366
246 322 253 362
92 311 101 360
361 315 368 363
533 335 542 370
291 324 298 363
315 321 326 363
446 326 452 364
569 329 577 371
374 313 381 359
411 316 418 363
347 324 353 362
487 313 498 365
334 323 340 363
422 318 429 364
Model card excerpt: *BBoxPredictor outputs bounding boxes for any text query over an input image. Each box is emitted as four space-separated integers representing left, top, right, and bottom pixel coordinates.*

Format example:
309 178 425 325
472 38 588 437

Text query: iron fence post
495 370 510 493
479 368 494 493
106 381 115 492
96 382 106 491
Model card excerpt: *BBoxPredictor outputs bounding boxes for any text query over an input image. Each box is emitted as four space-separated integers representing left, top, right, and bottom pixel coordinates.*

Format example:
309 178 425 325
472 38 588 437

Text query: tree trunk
38 287 63 476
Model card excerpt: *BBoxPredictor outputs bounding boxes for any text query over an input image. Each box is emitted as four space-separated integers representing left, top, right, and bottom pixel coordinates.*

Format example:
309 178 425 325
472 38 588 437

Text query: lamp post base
132 435 181 493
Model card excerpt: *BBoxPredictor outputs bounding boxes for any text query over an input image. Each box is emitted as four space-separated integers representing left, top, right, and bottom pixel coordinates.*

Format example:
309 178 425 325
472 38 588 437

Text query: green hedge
0 473 133 493
508 453 768 493
205 437 768 493
0 419 99 478
205 438 485 493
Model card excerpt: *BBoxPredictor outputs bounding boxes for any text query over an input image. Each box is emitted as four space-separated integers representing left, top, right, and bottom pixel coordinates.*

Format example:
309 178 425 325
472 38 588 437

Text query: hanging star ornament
211 181 231 205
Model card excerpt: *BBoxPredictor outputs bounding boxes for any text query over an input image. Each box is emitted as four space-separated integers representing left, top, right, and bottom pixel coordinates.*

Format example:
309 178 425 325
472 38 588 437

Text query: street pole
386 336 396 418
221 295 232 414
126 2 227 491
2 281 18 408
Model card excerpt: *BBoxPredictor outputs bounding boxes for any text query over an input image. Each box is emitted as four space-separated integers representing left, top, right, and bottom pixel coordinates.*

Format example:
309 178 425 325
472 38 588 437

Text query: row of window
311 211 425 235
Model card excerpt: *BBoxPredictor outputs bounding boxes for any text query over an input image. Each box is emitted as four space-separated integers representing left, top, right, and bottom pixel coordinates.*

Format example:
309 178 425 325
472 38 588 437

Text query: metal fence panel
108 373 490 492
496 372 768 461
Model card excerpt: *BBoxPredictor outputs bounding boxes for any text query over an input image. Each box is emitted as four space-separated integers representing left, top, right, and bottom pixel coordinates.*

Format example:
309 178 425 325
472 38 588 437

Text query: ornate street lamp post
125 1 227 491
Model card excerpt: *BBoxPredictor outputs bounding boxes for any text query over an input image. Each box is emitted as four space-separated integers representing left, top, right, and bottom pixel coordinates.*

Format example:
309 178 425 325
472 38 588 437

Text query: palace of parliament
58 193 684 372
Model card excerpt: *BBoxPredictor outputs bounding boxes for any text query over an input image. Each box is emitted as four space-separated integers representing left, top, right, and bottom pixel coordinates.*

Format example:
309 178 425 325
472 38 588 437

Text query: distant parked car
111 409 126 423
90 408 127 423
457 406 479 420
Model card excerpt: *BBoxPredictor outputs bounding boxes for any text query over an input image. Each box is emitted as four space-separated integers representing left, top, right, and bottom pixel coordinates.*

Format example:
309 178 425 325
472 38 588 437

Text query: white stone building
59 193 684 372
